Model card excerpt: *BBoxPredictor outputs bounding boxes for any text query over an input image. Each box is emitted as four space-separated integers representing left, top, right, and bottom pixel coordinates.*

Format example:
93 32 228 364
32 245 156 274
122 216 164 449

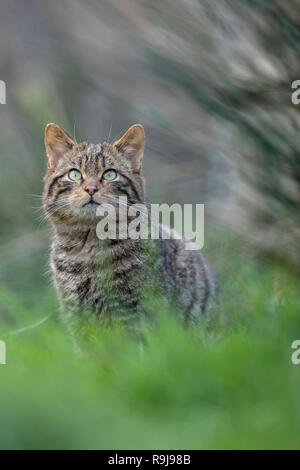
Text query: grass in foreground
0 251 300 450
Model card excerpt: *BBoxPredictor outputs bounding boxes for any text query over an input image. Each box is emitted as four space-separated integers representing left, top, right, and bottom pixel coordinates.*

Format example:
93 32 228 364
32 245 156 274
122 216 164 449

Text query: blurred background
0 0 300 449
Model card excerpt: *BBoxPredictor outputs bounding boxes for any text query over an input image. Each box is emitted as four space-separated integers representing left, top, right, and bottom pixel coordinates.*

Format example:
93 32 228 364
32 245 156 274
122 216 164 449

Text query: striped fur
43 124 217 329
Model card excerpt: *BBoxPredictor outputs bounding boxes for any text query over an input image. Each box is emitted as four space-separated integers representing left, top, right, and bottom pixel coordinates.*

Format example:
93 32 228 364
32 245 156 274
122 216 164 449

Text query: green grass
0 248 300 450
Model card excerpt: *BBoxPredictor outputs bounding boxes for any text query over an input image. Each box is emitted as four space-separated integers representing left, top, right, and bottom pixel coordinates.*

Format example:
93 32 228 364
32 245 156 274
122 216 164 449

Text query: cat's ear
45 123 74 167
113 124 145 172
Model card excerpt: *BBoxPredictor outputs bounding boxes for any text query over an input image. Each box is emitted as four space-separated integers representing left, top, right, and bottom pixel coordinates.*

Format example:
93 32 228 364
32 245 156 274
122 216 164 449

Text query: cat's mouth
82 199 100 208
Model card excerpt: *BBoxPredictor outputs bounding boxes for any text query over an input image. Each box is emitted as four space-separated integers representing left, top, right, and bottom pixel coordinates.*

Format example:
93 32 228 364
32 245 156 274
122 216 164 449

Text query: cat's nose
85 184 98 196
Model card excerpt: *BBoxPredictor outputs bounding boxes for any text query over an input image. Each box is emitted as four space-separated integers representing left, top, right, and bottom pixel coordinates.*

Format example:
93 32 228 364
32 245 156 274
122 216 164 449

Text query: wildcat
43 123 218 330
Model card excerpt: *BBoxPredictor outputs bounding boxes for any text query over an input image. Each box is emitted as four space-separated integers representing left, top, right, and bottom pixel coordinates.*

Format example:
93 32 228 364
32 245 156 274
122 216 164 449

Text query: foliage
0 246 299 450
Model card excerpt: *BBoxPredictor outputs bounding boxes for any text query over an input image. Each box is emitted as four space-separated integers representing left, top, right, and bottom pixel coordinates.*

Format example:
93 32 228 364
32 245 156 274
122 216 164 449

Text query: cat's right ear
45 123 74 168
113 124 145 173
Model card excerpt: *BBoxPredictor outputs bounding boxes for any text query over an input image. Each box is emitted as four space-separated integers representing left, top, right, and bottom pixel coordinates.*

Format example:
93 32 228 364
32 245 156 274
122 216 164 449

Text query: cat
43 123 218 331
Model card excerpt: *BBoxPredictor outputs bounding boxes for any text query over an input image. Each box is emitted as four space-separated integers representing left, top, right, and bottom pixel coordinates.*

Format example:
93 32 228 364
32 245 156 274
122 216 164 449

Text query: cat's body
43 124 217 328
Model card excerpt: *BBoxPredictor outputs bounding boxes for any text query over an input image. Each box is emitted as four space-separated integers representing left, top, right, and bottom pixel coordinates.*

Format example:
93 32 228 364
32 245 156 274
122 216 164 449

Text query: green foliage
0 249 299 450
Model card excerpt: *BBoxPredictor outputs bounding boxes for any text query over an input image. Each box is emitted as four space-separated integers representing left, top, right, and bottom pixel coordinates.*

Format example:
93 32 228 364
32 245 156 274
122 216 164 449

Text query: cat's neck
52 222 142 255
52 222 101 250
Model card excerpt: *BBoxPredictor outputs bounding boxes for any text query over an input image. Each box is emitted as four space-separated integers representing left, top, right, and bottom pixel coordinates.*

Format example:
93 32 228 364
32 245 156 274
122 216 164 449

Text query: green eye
102 169 117 181
68 169 82 181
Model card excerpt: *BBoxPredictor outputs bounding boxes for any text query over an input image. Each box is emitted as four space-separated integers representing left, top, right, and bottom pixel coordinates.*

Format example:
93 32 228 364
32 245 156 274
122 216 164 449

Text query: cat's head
43 123 145 225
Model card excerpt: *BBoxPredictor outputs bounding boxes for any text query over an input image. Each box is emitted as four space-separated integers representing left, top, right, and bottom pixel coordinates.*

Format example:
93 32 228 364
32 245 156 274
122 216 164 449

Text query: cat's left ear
45 123 75 168
113 124 145 173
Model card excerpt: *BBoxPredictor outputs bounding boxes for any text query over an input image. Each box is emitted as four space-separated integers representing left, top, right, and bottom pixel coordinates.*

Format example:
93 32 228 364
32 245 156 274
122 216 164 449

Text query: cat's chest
52 239 111 306
51 238 143 315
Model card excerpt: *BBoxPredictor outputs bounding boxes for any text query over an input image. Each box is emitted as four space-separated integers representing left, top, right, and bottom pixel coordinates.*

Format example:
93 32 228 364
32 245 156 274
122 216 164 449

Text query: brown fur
43 124 217 330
